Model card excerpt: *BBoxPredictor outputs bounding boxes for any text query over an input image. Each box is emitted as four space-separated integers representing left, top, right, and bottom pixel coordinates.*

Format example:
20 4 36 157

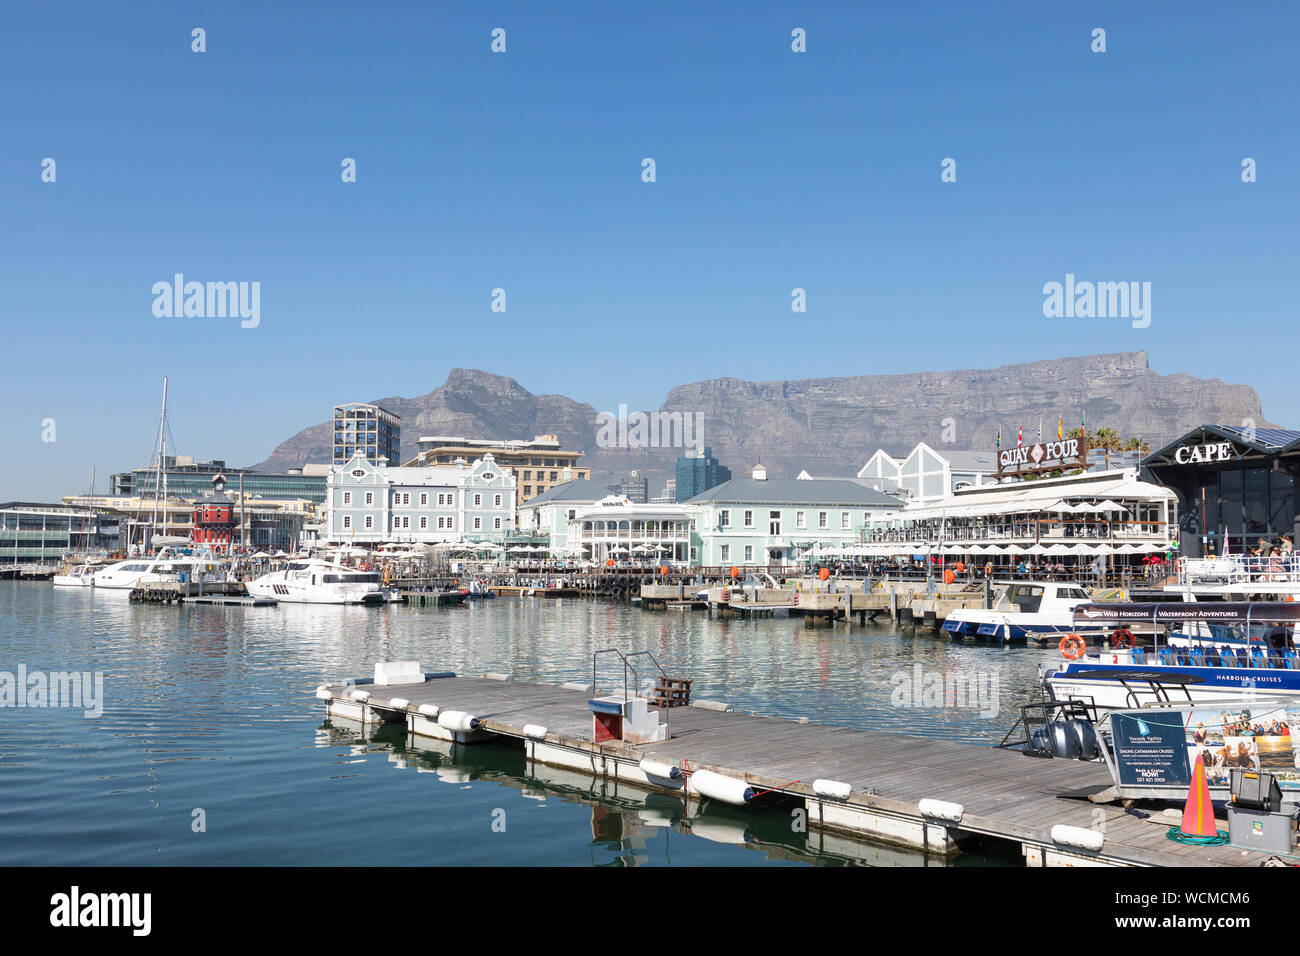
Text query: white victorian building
323 453 516 545
567 495 694 565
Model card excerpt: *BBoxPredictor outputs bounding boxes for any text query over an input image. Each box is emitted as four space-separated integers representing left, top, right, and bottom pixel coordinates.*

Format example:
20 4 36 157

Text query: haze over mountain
253 351 1271 496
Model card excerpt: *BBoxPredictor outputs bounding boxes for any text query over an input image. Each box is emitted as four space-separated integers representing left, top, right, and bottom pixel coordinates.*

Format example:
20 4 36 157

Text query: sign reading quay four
997 437 1086 477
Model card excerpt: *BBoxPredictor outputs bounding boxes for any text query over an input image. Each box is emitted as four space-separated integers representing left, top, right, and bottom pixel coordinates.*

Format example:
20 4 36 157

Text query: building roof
897 469 1175 520
519 477 600 506
941 450 1000 472
684 478 903 507
1144 424 1300 467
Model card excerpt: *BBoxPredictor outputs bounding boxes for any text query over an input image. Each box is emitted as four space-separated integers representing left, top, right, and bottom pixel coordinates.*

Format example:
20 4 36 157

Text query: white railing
1180 554 1300 586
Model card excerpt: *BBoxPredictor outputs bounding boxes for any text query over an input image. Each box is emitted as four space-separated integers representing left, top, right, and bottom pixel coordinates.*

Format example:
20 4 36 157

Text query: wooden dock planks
320 675 1273 867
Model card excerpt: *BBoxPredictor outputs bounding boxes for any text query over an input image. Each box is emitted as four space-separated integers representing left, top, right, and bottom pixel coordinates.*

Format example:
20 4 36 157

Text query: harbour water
0 583 1065 866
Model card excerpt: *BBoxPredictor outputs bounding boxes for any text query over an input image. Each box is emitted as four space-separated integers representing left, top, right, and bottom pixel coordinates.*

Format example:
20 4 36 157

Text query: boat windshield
322 573 379 584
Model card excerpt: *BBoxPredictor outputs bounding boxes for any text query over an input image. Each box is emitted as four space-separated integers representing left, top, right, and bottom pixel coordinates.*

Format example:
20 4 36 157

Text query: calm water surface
0 582 1063 865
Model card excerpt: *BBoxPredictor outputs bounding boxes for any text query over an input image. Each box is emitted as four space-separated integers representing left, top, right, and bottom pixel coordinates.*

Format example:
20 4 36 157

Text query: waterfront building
191 475 238 549
616 470 649 503
517 478 601 554
684 467 904 567
61 492 315 554
674 447 731 502
566 496 694 565
405 434 589 517
0 502 108 566
859 467 1177 569
110 456 329 505
857 444 998 504
323 453 516 546
1141 424 1300 558
333 402 401 466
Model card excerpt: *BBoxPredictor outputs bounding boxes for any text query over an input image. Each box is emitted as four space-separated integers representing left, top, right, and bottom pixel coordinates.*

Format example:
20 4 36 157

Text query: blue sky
2 1 1297 501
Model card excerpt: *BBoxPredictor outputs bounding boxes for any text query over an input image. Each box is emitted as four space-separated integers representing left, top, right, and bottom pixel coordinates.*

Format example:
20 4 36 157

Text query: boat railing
1179 553 1300 586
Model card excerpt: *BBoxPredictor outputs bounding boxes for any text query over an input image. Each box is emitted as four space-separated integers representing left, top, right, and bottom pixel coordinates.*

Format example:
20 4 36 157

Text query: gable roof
520 477 600 506
684 477 903 507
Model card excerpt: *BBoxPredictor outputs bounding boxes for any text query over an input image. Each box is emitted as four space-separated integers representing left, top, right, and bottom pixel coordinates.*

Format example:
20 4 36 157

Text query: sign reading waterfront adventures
996 438 1086 478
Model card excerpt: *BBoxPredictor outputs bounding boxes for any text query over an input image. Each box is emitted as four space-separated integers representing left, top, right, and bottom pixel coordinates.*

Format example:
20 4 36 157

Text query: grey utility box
1227 805 1297 855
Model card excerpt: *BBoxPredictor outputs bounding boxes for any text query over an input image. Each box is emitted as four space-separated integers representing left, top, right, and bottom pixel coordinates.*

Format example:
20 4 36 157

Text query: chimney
752 464 767 481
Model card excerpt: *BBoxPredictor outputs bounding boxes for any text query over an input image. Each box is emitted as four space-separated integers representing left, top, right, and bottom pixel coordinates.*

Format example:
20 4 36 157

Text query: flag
1081 408 1086 433
995 427 1001 449
1057 416 1063 440
1038 418 1042 442
1017 424 1023 448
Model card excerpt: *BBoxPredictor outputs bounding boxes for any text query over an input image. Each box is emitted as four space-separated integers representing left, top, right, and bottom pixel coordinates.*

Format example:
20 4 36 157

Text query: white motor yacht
245 558 386 604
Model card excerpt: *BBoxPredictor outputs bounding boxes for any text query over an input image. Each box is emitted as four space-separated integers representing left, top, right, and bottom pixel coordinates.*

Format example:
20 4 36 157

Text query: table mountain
252 352 1272 496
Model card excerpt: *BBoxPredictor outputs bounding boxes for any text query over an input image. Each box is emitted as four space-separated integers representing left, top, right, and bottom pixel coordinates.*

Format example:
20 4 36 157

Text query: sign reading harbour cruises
996 437 1086 478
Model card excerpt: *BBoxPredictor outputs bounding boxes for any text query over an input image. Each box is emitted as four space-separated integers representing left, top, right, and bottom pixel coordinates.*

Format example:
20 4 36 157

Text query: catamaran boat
245 558 386 604
92 547 229 591
942 581 1099 644
1043 601 1300 709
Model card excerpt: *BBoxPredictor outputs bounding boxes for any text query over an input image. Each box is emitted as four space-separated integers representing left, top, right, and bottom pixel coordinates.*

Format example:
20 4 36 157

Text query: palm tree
1124 436 1150 454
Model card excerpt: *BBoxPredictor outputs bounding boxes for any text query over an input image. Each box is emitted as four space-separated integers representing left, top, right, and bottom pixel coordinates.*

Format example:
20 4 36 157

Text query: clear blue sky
2 1 1296 501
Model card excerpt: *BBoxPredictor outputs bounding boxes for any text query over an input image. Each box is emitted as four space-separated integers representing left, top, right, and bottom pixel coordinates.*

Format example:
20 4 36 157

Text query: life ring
1059 633 1086 659
1110 627 1134 649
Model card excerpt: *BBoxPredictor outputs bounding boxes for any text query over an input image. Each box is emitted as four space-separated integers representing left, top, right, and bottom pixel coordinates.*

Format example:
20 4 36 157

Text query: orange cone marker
1177 759 1218 838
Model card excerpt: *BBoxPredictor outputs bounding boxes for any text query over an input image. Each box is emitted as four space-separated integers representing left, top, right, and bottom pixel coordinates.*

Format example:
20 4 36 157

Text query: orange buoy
731 566 739 579
943 569 955 585
606 559 615 568
1059 633 1086 659
660 565 669 576
819 567 830 581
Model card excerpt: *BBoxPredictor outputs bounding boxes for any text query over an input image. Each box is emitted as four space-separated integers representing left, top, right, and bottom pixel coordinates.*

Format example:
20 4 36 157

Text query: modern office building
333 403 401 466
616 471 649 503
323 453 517 546
0 502 109 566
405 434 589 515
674 447 731 502
110 457 330 504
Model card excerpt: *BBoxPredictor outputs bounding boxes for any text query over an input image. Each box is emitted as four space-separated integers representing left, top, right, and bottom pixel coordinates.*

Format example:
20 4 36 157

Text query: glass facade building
674 447 732 503
110 459 327 504
333 403 401 466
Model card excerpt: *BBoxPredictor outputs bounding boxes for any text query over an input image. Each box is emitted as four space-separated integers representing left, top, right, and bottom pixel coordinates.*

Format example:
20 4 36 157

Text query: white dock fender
523 724 548 739
691 769 755 805
813 779 852 801
350 689 370 702
438 710 480 733
1050 824 1104 852
417 704 440 717
918 798 964 823
562 682 593 692
639 758 682 781
387 698 409 709
315 685 332 701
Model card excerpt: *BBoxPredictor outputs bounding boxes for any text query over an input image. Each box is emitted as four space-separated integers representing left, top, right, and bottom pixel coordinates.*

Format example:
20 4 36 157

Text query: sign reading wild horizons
997 437 1086 477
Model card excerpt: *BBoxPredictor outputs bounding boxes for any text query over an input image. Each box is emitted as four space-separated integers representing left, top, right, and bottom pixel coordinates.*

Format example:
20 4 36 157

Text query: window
473 517 482 530
842 512 850 529
402 493 410 506
720 509 730 528
744 510 754 528
364 516 373 530
744 545 753 562
343 492 351 505
818 511 827 529
690 547 697 561
420 493 428 506
473 494 482 507
403 517 410 529
567 509 576 520
420 517 428 530
796 511 806 529
365 492 374 506
721 544 730 562
769 510 781 535
494 517 502 530
549 471 557 481
524 486 532 496
494 494 502 507
343 516 351 529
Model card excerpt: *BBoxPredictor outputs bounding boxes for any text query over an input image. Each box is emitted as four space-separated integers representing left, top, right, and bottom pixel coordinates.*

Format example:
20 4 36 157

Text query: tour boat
1043 602 1300 709
245 558 386 604
942 581 1098 643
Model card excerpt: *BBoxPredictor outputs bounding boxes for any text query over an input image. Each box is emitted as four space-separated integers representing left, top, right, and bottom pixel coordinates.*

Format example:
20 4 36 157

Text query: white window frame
342 516 351 529
364 516 373 530
720 509 730 528
796 511 806 529
744 510 753 528
818 511 828 529
342 491 352 505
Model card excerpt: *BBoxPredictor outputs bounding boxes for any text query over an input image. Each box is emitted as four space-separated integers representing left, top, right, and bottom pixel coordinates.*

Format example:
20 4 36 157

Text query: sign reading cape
996 438 1085 477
